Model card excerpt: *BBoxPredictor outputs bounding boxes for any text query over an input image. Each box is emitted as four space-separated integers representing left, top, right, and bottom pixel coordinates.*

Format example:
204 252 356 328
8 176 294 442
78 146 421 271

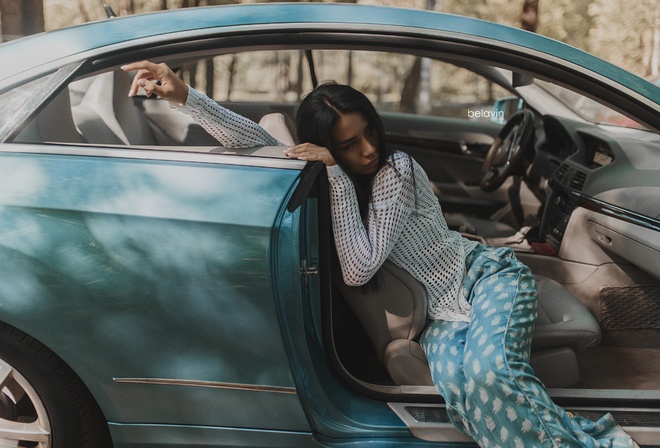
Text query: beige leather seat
15 87 86 144
334 260 601 388
72 71 158 145
258 112 296 146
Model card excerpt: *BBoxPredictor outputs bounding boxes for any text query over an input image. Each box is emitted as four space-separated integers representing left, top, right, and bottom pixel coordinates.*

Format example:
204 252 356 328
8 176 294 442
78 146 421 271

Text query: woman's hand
285 143 337 166
121 60 189 106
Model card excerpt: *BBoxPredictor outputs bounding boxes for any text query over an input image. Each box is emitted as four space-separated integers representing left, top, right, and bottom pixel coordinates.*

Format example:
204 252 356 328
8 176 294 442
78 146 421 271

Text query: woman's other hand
121 60 189 106
285 143 337 166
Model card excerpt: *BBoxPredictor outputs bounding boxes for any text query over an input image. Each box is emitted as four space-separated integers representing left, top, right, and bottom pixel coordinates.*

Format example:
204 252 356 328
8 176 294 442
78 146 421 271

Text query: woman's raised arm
121 60 281 148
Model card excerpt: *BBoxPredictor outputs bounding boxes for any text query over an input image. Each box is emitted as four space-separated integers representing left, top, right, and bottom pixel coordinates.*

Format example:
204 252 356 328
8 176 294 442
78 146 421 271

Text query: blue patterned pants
420 245 634 448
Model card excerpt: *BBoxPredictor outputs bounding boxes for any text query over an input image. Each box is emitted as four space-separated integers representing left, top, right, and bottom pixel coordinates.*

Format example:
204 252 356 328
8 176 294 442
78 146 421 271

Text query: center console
483 161 587 256
541 162 587 252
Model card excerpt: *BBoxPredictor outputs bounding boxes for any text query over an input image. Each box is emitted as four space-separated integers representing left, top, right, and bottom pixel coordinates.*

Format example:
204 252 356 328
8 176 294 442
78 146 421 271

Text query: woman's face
331 112 380 176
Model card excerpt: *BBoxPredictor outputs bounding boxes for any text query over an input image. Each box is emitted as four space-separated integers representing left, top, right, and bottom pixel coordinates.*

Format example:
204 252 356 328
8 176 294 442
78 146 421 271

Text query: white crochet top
180 88 281 147
179 87 478 322
327 154 477 322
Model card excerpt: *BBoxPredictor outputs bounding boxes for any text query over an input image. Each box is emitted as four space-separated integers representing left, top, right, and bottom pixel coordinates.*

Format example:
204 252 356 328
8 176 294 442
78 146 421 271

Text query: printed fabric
421 245 636 447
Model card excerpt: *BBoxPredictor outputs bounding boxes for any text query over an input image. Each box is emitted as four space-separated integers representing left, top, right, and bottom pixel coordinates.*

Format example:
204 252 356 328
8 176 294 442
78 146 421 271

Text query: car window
191 49 510 123
1 63 79 142
196 50 314 104
14 69 222 147
536 79 645 129
310 50 510 121
12 49 511 148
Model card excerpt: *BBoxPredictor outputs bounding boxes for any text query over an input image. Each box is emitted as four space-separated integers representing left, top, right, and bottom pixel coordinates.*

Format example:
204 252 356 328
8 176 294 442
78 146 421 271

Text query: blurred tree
399 58 421 113
536 0 593 53
0 0 44 41
589 0 659 77
5 0 652 78
520 0 538 32
398 0 435 113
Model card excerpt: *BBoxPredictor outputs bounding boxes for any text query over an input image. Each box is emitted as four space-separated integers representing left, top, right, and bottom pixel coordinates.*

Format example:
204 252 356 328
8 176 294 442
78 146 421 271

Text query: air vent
569 170 587 191
554 163 569 182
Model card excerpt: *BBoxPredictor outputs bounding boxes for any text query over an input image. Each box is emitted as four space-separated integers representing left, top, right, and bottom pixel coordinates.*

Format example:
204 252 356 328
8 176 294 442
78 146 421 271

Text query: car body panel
0 146 310 431
0 3 659 447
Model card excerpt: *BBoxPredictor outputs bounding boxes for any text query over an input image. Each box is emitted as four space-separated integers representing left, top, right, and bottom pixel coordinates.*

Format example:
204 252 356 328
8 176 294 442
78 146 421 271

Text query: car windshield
535 79 645 129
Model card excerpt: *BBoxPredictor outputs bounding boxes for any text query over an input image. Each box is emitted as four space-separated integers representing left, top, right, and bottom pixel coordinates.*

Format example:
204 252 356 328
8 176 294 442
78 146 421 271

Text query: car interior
10 45 660 410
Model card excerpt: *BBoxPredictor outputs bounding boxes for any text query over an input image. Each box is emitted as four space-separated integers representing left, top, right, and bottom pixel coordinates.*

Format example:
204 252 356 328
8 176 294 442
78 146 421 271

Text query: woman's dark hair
296 82 396 292
295 82 393 219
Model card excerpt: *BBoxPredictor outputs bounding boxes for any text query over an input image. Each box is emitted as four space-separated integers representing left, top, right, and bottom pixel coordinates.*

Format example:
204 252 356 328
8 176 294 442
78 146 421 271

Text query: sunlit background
2 0 658 79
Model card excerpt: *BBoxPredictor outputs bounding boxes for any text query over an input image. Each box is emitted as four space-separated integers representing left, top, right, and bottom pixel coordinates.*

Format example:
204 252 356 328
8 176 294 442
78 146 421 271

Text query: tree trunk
76 0 90 21
0 0 44 41
521 0 539 32
399 58 421 113
399 0 437 113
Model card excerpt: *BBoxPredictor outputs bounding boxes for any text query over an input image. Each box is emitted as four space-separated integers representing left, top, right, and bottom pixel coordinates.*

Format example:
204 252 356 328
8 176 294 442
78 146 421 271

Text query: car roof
1 3 657 104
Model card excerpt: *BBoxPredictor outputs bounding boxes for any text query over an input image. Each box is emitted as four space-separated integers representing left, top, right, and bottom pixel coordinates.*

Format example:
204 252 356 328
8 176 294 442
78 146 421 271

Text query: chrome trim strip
390 402 660 445
572 192 660 232
399 384 660 401
0 143 305 170
113 377 297 394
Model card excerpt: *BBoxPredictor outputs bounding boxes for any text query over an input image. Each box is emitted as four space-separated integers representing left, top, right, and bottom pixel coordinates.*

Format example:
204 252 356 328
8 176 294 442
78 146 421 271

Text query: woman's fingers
285 144 336 166
284 144 314 159
122 61 161 96
121 60 161 73
121 61 188 104
135 78 162 98
286 144 322 160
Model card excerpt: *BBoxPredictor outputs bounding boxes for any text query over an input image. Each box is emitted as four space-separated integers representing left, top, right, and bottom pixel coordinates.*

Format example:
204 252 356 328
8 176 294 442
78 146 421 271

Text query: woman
122 61 638 448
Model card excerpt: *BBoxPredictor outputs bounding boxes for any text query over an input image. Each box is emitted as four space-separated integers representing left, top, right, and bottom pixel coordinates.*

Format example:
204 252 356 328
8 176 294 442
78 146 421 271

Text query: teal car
0 3 659 447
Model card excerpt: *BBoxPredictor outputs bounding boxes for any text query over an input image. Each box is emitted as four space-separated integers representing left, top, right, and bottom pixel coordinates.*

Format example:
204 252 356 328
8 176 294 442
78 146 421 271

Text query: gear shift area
486 214 541 251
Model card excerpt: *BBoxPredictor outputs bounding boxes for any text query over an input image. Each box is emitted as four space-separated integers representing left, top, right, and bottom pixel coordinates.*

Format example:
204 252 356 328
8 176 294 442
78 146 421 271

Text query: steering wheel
480 109 535 192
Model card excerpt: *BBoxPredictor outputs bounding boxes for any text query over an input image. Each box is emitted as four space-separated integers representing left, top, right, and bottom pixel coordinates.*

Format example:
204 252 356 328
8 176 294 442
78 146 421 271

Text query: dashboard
532 114 660 280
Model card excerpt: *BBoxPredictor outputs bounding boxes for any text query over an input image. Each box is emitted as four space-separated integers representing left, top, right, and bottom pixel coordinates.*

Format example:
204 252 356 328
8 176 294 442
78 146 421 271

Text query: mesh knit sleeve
175 87 282 148
328 153 416 286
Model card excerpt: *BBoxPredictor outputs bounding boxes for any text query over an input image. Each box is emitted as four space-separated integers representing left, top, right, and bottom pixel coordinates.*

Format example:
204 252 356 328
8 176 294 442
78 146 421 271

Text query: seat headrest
258 112 296 146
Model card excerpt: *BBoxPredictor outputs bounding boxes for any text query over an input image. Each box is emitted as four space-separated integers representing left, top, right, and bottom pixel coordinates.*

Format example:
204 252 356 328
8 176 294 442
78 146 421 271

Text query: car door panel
0 148 310 432
381 112 510 218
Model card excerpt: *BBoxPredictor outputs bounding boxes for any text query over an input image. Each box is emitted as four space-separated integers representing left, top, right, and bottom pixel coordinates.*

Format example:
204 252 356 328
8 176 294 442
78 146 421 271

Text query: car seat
15 87 86 144
72 70 159 145
258 112 296 146
334 260 602 388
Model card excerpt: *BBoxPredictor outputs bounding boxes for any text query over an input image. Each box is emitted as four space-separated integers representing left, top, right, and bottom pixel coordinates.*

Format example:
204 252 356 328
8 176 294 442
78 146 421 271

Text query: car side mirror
491 96 524 124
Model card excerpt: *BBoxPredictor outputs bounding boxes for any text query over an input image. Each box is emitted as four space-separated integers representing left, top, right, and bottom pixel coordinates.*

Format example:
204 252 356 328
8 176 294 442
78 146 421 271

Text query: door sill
388 402 660 445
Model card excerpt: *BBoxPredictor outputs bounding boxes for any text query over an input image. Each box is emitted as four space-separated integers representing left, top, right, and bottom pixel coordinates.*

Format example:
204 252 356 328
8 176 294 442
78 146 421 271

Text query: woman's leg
422 245 636 447
462 246 561 447
420 319 472 435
